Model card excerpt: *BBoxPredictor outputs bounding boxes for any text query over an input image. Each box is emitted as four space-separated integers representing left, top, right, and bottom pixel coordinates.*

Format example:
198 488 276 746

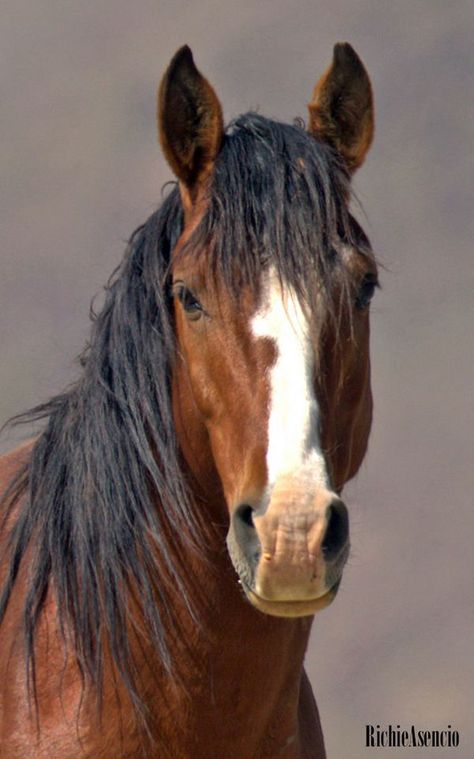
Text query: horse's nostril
232 503 261 572
236 504 255 528
322 500 349 560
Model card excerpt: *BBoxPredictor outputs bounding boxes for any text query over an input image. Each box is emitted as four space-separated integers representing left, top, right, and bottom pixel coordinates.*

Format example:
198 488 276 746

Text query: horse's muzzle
228 482 349 617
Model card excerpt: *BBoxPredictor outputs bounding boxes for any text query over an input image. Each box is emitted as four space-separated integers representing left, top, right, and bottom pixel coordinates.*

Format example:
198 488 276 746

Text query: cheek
174 310 223 419
186 356 223 420
343 369 372 482
320 323 372 488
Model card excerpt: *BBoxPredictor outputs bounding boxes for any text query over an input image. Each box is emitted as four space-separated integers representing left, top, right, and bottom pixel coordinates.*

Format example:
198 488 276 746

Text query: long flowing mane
0 113 373 717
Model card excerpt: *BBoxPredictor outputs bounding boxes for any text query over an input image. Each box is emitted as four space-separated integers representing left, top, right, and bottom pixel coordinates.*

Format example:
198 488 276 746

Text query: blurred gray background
1 1 473 756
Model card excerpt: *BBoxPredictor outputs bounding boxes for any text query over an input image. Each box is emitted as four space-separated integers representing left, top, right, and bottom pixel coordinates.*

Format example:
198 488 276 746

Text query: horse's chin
241 580 341 618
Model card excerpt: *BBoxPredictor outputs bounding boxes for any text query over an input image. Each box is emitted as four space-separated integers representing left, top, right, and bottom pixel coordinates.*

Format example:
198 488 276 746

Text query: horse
0 42 377 758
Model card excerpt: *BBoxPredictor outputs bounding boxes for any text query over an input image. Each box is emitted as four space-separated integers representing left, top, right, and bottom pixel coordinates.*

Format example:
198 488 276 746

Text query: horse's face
160 44 376 617
171 231 376 616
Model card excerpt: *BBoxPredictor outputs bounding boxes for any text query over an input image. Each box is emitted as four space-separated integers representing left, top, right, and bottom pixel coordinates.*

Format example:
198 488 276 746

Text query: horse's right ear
158 46 224 206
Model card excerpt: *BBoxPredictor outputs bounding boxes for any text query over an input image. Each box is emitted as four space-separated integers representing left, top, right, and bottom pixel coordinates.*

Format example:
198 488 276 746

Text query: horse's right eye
175 285 203 320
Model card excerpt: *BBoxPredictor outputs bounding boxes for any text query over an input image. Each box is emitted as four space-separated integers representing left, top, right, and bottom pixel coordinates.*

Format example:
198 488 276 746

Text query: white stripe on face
252 268 329 489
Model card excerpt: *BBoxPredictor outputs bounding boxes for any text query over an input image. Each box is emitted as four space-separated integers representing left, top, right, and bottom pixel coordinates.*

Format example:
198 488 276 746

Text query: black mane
0 113 371 717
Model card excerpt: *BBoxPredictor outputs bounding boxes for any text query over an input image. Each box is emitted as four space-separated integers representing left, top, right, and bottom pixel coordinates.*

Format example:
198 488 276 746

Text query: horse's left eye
356 273 378 310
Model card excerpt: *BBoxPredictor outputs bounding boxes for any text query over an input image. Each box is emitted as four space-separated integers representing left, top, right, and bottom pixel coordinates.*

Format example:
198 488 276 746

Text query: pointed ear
308 43 374 173
158 46 224 205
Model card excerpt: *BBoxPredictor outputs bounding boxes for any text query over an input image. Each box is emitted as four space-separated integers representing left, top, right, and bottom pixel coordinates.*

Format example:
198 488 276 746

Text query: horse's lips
241 579 341 618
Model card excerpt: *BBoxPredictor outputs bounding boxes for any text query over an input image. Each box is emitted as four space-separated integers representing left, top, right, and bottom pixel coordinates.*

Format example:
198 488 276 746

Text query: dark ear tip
167 45 196 78
333 42 365 73
173 44 193 63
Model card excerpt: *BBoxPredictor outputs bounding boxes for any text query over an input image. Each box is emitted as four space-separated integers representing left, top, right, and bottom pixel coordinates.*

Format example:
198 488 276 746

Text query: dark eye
174 284 203 320
356 273 378 310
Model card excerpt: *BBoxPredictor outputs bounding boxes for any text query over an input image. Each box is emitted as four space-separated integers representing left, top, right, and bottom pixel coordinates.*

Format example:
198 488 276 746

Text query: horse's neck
0 442 313 758
155 535 313 755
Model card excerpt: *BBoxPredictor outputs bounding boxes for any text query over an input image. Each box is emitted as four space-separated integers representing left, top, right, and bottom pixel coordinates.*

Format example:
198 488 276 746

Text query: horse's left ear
158 46 224 206
308 43 374 173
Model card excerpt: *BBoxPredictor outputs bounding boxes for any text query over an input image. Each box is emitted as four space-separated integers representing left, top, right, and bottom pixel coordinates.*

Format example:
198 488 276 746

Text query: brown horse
0 43 377 757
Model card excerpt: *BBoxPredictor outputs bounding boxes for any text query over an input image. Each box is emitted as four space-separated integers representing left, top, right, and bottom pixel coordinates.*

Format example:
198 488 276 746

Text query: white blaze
252 268 329 489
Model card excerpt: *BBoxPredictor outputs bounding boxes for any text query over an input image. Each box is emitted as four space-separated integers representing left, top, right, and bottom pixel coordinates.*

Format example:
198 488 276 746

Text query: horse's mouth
241 579 341 618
